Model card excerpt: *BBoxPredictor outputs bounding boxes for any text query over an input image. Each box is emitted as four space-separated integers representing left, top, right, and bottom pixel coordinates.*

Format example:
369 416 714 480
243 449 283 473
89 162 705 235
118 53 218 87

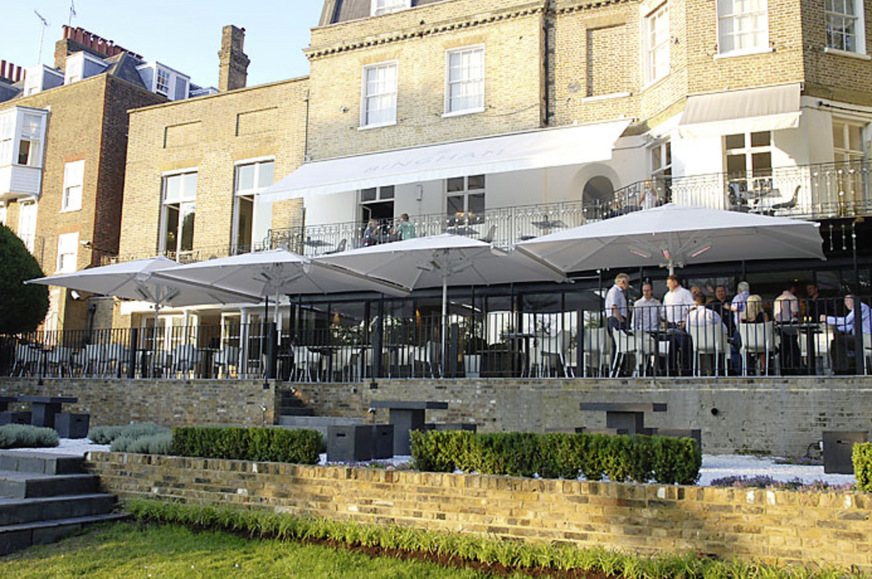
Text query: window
649 140 672 203
56 232 78 273
0 204 6 226
446 175 485 224
717 0 769 54
371 0 410 16
832 119 866 163
826 0 864 53
17 113 43 167
156 69 170 95
725 131 773 194
61 160 85 212
18 200 37 253
361 62 398 128
233 160 274 254
645 4 670 84
445 46 485 115
161 172 197 259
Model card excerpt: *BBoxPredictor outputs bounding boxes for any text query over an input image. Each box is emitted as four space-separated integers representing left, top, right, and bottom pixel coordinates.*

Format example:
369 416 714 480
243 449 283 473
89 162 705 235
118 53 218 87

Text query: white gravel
7 440 856 487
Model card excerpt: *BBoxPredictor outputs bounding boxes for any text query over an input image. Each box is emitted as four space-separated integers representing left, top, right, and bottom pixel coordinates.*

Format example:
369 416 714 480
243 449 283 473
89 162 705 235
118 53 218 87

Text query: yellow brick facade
118 78 309 261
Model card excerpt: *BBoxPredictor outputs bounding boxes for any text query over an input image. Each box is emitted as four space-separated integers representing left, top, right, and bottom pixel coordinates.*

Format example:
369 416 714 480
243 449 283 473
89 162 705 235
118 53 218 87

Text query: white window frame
371 0 410 16
644 3 670 85
159 170 198 259
360 61 398 129
232 158 275 254
832 118 867 163
825 0 867 55
446 175 486 224
155 68 170 95
56 232 79 273
18 200 37 253
444 45 485 116
61 160 85 212
716 0 770 57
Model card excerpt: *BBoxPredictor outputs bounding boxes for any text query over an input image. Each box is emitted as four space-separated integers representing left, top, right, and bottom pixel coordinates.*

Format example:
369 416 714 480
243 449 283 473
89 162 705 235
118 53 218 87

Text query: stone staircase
0 451 124 555
277 389 363 437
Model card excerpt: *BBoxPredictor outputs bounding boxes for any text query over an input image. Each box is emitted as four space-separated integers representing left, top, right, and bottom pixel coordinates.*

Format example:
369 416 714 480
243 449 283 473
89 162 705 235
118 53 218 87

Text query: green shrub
0 424 59 449
111 432 173 455
853 442 872 492
89 422 167 444
410 430 701 485
171 426 322 464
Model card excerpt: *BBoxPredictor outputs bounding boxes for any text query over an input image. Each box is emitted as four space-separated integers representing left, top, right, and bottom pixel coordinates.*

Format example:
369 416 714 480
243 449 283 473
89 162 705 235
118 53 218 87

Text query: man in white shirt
821 294 872 374
633 282 662 331
686 294 728 375
662 275 695 374
774 282 800 323
774 281 802 374
605 273 630 330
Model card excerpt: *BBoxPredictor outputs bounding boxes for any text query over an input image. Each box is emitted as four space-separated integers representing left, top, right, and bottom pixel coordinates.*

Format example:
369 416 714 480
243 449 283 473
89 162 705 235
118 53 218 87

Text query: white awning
261 119 631 201
678 83 801 138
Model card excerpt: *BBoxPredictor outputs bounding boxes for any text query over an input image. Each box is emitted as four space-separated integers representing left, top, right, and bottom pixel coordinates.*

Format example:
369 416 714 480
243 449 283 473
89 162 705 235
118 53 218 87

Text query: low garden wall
0 378 277 427
86 451 872 572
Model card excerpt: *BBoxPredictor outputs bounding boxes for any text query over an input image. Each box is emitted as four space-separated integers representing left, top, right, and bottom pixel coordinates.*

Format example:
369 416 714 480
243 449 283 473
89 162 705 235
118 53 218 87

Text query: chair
335 346 363 382
534 330 572 377
637 332 670 376
173 345 201 377
413 341 440 378
325 238 347 255
478 224 496 243
105 344 129 377
213 345 241 379
738 322 777 376
11 344 38 376
582 328 611 377
83 343 106 377
45 347 73 378
687 324 729 376
610 329 638 377
293 346 321 382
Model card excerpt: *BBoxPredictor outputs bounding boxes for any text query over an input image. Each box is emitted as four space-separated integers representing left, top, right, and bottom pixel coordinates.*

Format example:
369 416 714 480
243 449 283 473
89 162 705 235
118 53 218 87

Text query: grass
0 521 513 579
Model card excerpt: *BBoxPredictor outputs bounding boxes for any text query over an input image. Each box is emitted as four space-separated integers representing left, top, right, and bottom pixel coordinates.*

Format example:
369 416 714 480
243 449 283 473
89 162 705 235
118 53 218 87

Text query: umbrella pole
442 276 448 375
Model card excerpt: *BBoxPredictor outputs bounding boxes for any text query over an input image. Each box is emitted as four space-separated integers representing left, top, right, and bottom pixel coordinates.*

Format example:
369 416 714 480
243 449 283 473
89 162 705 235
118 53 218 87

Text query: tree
0 224 49 333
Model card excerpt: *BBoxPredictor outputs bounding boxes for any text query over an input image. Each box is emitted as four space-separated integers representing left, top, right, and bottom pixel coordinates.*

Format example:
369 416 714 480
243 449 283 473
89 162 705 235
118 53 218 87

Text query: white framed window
56 232 78 273
717 0 769 55
156 69 170 95
371 0 410 16
725 131 773 195
160 171 197 259
832 119 866 163
17 113 44 167
446 175 485 224
826 0 865 53
645 3 670 84
445 46 485 115
61 160 85 212
18 200 37 253
233 159 275 254
361 62 398 128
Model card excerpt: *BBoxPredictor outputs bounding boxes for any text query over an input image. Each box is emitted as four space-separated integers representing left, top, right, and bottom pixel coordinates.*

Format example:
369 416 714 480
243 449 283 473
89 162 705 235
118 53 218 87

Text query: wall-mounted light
70 290 82 300
339 106 349 113
416 184 423 201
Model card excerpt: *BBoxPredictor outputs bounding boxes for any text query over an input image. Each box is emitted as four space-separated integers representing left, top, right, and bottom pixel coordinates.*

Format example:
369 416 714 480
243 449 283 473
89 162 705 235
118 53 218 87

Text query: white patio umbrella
26 256 260 307
516 203 825 275
315 234 566 361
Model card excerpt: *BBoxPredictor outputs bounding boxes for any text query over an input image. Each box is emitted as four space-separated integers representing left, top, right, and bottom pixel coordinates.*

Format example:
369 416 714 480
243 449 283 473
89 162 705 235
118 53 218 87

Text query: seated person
687 294 728 374
738 294 770 374
821 294 872 375
633 282 662 332
362 219 380 246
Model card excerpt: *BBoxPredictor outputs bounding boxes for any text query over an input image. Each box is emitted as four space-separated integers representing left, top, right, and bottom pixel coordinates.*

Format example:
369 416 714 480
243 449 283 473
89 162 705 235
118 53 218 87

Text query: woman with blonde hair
741 294 768 323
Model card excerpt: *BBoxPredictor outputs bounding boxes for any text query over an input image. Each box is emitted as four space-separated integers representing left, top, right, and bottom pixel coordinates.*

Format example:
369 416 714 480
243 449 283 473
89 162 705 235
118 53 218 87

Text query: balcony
103 160 871 266
0 164 43 202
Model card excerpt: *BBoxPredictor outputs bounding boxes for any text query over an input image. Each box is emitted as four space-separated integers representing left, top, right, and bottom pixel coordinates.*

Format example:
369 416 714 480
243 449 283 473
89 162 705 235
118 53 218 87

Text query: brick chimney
54 25 142 70
218 25 249 92
0 60 25 84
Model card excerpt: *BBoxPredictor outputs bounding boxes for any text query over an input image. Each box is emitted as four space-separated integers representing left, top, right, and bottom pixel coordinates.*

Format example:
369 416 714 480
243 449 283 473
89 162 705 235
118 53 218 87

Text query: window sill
442 107 486 119
358 121 397 131
823 46 871 60
641 74 669 92
713 47 774 59
60 207 81 214
581 92 631 103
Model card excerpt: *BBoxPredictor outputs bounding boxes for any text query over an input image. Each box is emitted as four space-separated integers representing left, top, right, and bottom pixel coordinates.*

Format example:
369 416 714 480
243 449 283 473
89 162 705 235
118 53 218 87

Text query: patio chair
583 327 611 377
325 238 347 255
413 341 440 378
45 347 73 378
293 346 321 382
738 321 778 376
83 343 106 377
687 324 729 376
213 345 241 379
11 344 38 377
105 343 129 377
173 345 202 377
636 331 670 376
610 328 638 377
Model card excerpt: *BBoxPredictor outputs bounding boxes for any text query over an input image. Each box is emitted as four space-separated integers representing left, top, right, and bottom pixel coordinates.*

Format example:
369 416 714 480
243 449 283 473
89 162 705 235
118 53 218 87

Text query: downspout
542 0 555 126
303 88 311 162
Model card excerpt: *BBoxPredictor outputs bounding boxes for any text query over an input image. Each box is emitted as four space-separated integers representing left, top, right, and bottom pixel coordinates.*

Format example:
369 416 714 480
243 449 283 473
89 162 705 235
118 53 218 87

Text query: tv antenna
34 10 50 67
69 1 77 27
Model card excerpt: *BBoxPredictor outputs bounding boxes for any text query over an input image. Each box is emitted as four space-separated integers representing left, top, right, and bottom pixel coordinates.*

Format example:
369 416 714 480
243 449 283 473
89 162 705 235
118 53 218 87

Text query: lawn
0 522 516 579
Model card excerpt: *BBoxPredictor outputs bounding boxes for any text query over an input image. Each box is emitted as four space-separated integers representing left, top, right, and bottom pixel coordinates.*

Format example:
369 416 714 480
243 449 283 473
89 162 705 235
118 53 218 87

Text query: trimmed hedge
854 442 872 492
111 432 173 455
0 424 59 449
89 422 167 445
410 430 701 485
171 426 322 465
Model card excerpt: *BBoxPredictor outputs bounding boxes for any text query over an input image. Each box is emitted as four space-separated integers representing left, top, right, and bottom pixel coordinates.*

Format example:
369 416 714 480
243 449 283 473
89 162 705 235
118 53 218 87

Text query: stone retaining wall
86 451 872 572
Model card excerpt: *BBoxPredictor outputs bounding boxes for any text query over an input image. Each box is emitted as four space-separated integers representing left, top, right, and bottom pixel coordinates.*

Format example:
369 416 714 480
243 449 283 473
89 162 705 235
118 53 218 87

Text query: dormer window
372 0 410 16
136 62 191 101
156 69 170 95
64 52 109 85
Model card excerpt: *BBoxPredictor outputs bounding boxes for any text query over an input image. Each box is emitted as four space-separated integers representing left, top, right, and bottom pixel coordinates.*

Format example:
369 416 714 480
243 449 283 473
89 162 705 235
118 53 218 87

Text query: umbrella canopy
315 234 566 290
516 204 825 274
316 234 566 363
26 256 260 307
151 249 409 298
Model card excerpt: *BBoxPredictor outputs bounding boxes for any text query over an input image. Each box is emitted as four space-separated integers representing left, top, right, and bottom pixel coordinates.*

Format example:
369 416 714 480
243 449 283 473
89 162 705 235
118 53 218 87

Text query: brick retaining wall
86 451 872 571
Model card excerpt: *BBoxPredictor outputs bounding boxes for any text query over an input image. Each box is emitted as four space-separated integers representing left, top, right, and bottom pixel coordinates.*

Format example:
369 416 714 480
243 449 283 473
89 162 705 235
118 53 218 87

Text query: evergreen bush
0 224 49 334
171 426 322 464
89 422 167 444
853 443 872 492
0 424 59 448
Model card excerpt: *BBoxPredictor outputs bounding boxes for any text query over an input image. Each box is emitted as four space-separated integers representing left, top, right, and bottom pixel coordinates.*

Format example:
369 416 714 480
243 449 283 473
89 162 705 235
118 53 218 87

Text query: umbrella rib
149 271 262 303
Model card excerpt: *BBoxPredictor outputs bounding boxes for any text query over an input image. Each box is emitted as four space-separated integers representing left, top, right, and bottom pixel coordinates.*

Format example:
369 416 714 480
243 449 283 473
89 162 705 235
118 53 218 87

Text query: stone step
0 512 127 556
0 452 84 475
278 415 364 437
279 407 315 416
0 493 116 526
0 471 99 499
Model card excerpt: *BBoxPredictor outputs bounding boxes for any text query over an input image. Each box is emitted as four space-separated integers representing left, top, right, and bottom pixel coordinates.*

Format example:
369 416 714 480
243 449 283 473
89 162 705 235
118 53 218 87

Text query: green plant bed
0 424 58 449
171 426 322 464
89 422 168 444
123 498 863 579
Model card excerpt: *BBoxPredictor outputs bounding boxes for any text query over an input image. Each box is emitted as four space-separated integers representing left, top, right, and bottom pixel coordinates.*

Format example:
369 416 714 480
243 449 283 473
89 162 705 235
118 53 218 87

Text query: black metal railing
4 296 870 381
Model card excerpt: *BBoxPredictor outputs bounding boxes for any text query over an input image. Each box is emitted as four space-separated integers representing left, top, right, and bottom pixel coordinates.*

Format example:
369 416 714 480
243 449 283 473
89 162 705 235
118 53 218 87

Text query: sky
2 0 324 88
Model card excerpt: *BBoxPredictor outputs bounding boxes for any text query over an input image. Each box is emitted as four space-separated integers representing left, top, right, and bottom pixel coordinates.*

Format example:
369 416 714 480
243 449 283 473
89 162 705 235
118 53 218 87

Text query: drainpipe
542 1 554 126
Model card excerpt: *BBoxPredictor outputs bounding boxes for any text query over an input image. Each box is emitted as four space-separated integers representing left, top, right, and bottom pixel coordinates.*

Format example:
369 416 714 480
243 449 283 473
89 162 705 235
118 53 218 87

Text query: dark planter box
823 431 868 474
54 413 90 439
327 424 373 462
371 424 394 459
